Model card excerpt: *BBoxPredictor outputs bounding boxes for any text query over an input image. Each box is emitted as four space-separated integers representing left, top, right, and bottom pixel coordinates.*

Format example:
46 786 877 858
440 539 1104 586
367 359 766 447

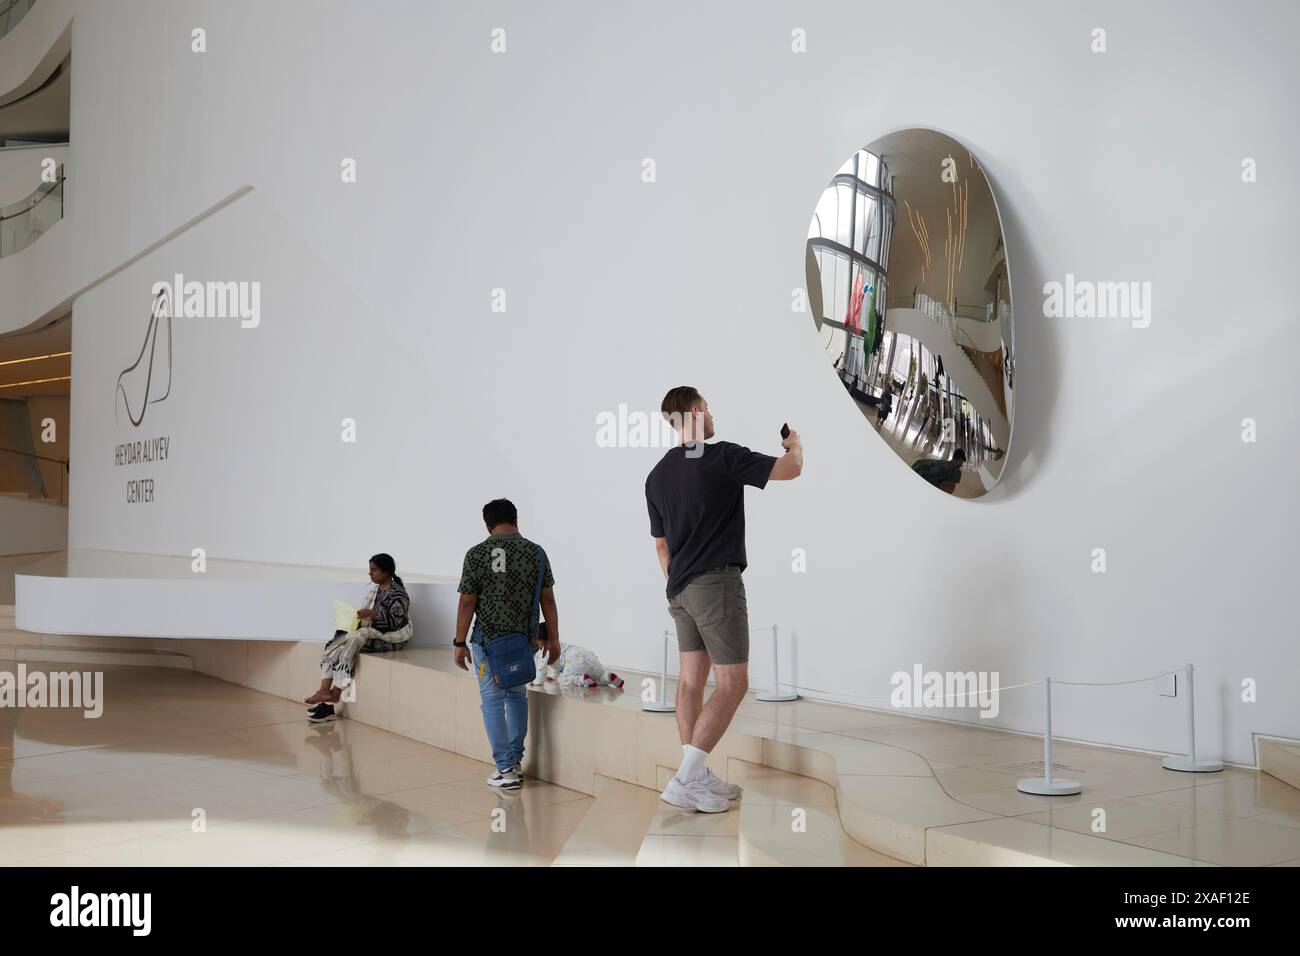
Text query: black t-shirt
645 440 777 598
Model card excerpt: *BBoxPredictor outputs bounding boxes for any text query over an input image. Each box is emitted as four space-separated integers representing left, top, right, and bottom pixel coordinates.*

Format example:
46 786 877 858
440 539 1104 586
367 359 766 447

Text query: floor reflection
0 666 592 866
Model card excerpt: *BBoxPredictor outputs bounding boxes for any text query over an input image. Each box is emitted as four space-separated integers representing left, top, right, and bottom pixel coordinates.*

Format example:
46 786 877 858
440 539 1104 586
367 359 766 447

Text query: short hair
661 386 703 422
952 448 967 462
482 498 518 527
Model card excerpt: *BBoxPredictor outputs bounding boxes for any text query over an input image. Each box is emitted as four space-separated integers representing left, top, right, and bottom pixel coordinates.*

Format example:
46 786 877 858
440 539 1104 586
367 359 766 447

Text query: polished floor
3 664 1299 866
729 698 1300 866
1 667 601 866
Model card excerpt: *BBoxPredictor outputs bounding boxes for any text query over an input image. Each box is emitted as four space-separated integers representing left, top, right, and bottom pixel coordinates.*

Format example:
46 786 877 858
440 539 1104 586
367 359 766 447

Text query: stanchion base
1016 777 1081 795
642 703 676 713
1162 756 1223 773
755 693 799 702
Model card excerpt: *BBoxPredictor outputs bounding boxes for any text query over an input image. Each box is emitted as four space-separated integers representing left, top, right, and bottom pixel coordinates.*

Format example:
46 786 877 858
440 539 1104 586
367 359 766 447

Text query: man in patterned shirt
454 498 559 790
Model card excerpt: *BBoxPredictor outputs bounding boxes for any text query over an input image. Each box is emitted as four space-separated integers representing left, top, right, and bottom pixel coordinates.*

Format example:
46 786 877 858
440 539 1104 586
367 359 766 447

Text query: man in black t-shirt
645 386 803 813
911 447 965 494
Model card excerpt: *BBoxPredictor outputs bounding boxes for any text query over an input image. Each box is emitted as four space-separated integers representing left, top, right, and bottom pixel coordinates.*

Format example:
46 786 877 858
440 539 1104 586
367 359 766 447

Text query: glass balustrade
0 165 63 258
0 0 36 40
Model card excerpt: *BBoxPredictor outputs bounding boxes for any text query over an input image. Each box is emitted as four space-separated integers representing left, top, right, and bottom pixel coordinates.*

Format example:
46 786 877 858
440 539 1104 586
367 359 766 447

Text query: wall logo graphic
115 288 172 428
150 272 261 328
113 288 173 504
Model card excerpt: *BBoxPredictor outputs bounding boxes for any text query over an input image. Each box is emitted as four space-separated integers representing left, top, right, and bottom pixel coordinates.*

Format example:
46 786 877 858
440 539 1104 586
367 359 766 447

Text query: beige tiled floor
319 649 1299 867
4 662 1294 868
551 777 664 866
1 667 593 866
1126 818 1300 868
635 831 739 866
727 678 1290 866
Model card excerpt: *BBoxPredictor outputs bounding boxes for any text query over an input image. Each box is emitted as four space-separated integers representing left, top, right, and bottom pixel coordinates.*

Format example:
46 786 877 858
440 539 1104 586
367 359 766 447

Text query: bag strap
475 544 547 646
529 544 547 635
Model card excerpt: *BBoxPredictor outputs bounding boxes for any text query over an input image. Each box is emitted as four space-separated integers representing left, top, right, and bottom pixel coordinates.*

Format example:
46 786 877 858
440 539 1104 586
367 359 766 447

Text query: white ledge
14 549 458 645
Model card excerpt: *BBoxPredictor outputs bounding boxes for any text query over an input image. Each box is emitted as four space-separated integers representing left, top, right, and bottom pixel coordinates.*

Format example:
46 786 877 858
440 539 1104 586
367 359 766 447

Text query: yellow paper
332 599 360 632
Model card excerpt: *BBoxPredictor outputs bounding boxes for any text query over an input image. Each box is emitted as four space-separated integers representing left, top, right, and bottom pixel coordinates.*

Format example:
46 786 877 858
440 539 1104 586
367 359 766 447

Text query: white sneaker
701 768 742 801
661 775 729 813
487 768 521 790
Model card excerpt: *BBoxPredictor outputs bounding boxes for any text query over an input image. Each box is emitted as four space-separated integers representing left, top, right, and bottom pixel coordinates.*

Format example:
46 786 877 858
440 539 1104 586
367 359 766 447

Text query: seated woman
305 553 412 722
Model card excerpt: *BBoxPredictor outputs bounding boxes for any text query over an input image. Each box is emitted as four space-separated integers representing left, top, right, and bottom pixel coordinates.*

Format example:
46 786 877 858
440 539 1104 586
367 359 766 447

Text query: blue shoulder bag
476 544 546 688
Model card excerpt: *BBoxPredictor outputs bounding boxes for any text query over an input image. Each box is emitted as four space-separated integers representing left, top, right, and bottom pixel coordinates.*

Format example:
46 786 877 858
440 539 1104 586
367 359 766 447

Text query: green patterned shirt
457 532 554 644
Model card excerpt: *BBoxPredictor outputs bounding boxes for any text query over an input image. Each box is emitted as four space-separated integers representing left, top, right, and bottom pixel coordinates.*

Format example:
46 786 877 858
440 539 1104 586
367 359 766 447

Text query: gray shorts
667 565 749 665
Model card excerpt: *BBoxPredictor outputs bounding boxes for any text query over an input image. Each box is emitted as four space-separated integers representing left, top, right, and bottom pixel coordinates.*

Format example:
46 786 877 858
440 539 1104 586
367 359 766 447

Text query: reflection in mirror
805 128 1014 498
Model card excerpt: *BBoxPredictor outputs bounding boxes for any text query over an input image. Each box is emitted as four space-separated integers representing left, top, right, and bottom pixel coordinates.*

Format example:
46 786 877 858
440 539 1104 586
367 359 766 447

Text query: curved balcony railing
0 163 63 258
889 294 1008 420
910 293 980 351
0 0 36 40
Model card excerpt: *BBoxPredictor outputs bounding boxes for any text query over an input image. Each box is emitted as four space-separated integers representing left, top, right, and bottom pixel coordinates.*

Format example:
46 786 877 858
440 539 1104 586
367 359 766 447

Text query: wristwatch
453 640 467 648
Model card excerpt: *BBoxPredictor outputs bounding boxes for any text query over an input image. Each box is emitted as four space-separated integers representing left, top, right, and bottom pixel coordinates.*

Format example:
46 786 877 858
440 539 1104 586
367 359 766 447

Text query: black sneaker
307 703 336 723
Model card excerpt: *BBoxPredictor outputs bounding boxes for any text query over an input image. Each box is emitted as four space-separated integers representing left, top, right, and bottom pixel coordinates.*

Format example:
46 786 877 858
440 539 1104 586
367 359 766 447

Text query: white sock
677 744 709 783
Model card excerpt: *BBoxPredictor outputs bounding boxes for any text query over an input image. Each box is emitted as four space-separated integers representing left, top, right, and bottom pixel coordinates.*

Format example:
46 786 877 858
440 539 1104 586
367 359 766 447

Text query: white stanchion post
755 624 798 702
1017 677 1081 795
1162 663 1223 773
642 629 676 713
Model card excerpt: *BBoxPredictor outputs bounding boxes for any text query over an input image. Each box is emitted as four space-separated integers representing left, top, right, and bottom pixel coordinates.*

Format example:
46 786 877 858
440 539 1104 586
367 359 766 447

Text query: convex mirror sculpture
805 128 1014 497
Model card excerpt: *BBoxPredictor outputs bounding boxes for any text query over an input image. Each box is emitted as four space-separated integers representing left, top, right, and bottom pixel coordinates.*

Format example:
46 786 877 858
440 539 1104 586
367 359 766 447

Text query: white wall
55 0 1300 764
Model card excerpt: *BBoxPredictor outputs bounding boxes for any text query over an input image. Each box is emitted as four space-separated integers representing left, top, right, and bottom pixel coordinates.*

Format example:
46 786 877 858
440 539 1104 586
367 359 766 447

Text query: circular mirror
805 128 1014 497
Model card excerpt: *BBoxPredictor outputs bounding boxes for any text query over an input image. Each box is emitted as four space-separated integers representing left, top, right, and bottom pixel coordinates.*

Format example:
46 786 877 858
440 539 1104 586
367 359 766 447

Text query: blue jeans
470 642 529 772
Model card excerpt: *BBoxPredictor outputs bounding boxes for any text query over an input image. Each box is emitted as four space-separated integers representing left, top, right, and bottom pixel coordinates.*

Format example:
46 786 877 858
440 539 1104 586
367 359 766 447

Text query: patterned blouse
367 580 411 634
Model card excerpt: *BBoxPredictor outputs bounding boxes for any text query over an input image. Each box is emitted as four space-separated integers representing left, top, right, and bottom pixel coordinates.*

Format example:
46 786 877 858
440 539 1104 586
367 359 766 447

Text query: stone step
731 759 912 867
551 774 664 866
630 763 739 866
1260 738 1300 791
